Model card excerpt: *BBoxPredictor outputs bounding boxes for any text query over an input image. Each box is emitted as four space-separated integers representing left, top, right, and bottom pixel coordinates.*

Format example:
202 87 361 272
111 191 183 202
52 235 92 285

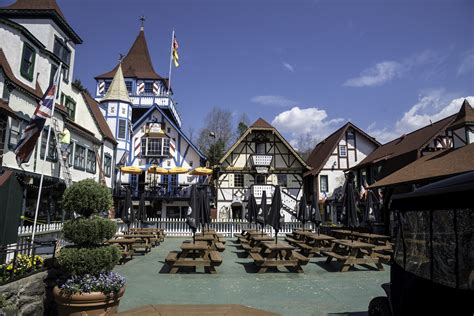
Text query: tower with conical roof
100 63 132 165
447 99 474 149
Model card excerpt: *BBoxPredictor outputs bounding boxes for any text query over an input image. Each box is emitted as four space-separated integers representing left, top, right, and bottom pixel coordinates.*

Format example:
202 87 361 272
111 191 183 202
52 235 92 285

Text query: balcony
251 185 274 198
129 94 182 128
249 154 273 167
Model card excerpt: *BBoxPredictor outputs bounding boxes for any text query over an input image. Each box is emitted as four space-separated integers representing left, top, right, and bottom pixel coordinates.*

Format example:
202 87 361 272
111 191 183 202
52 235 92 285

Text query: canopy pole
31 62 63 251
167 29 175 95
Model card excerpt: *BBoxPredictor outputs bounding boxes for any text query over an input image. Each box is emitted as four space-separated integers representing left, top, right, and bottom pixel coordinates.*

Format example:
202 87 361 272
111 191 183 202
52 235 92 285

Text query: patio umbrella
362 189 379 230
256 190 268 236
245 194 258 230
188 167 213 176
122 188 132 226
342 172 359 241
310 193 322 235
201 187 211 232
138 193 147 227
167 166 189 174
186 184 200 243
298 193 309 231
268 185 283 243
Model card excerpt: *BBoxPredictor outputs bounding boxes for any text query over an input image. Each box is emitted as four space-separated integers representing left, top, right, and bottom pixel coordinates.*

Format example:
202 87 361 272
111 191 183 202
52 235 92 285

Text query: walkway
114 237 389 316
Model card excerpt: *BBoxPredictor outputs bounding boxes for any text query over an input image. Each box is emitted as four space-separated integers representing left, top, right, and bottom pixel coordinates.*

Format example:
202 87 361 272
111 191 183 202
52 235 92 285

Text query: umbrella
256 190 268 236
122 188 132 226
298 193 309 231
245 194 258 230
186 184 200 243
148 165 169 174
201 187 211 232
342 172 359 240
120 166 143 174
188 167 213 176
167 167 189 174
310 194 322 235
362 189 379 229
268 185 283 243
138 193 147 227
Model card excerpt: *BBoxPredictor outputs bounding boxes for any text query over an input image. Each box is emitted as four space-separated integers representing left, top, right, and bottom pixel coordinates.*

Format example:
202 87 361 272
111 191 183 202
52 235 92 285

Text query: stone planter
53 286 125 316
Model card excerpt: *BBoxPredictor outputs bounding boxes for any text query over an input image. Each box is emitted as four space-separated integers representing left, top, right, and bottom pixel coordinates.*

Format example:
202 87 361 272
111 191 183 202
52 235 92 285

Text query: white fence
117 218 313 237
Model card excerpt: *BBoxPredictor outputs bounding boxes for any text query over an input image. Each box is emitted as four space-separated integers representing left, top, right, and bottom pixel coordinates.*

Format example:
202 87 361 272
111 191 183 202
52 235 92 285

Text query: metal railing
249 154 273 167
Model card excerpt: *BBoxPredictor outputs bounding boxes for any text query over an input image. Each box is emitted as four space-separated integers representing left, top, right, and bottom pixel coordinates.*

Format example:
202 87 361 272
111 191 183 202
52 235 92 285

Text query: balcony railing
251 185 274 198
129 95 182 127
249 154 273 167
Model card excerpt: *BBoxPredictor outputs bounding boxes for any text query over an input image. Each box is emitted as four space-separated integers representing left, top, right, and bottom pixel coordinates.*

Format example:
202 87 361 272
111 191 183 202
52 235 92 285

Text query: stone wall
0 271 47 316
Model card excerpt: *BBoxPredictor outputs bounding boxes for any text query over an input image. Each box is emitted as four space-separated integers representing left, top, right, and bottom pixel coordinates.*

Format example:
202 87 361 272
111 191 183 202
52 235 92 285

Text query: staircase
51 118 72 187
251 185 298 219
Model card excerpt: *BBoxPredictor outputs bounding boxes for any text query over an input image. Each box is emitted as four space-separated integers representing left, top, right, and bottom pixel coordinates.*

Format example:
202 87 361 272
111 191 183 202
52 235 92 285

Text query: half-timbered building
216 118 310 221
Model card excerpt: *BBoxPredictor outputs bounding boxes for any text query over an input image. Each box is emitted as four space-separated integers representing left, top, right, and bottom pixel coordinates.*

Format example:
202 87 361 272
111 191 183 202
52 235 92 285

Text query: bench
241 243 252 251
234 233 245 239
285 237 299 244
291 251 309 265
249 252 265 263
165 251 179 263
215 242 225 252
209 251 223 266
321 251 348 262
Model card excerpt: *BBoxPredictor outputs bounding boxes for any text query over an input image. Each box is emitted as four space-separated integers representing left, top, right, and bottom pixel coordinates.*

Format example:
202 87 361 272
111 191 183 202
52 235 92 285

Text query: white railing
117 218 310 237
250 154 273 167
17 223 63 237
252 185 275 198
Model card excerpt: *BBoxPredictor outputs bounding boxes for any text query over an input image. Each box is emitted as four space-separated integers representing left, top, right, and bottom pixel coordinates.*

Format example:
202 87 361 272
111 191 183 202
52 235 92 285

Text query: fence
117 218 313 237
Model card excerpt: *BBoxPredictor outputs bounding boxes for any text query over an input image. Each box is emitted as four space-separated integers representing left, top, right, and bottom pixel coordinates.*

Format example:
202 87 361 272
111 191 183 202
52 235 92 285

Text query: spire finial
139 15 145 31
119 53 124 63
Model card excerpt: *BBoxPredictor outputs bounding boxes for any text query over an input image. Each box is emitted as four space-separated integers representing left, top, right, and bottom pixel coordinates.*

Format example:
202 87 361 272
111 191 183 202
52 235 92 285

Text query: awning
188 167 212 176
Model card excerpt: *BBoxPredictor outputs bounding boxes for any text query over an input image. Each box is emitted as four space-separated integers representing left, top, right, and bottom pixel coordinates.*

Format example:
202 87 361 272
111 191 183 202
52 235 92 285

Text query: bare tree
294 133 317 160
187 126 196 144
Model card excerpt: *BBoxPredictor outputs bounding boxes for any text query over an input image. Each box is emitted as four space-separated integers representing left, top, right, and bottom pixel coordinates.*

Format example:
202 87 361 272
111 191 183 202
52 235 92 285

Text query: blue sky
11 0 474 147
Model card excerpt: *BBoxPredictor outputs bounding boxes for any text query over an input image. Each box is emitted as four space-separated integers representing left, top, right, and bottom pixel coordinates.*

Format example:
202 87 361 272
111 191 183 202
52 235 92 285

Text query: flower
60 272 126 296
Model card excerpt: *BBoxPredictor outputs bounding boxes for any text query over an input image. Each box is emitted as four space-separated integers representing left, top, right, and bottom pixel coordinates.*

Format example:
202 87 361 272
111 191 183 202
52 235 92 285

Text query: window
256 143 265 154
20 42 35 81
86 149 96 173
104 81 111 93
170 174 178 189
141 138 147 156
148 138 162 156
2 83 10 100
234 174 244 187
167 127 171 133
144 82 153 94
189 161 193 167
62 94 76 120
9 118 21 148
74 144 86 170
255 174 265 185
162 138 170 156
339 145 347 157
104 154 112 177
320 175 328 193
40 129 57 161
277 174 287 187
125 81 132 94
347 131 355 140
49 64 58 87
118 119 127 139
53 37 71 82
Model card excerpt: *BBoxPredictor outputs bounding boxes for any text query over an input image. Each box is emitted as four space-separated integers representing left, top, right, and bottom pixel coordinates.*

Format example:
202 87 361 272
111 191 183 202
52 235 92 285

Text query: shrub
60 272 126 296
0 254 44 284
63 217 117 246
58 245 120 276
62 179 112 217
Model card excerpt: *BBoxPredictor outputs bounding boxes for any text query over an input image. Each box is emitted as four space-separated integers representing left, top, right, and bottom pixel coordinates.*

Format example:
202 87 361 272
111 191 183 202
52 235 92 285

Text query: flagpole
167 29 175 95
30 63 62 250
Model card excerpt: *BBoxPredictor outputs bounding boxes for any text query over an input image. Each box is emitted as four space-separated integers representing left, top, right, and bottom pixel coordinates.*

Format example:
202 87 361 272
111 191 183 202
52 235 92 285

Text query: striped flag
153 81 160 95
15 66 61 166
172 35 179 67
98 80 105 94
169 138 176 157
137 81 144 95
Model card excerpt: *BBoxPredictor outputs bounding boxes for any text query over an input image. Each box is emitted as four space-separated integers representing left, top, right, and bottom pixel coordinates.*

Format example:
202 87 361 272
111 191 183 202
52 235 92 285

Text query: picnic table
165 241 222 274
194 234 225 252
107 238 137 262
119 234 156 252
286 233 335 257
128 228 165 242
352 232 393 262
241 235 274 253
322 239 384 272
236 230 267 244
249 241 309 273
202 230 226 244
330 229 353 239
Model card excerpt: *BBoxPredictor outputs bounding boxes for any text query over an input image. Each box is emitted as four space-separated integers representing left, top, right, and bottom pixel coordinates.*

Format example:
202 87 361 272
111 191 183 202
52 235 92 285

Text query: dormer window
125 81 132 94
104 81 111 93
141 137 171 157
53 37 71 82
144 82 153 95
339 145 347 157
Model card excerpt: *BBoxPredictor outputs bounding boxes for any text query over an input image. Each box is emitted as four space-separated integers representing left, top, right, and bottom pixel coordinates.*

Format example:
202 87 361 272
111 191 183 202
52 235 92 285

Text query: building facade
0 0 117 223
94 25 206 218
216 118 310 221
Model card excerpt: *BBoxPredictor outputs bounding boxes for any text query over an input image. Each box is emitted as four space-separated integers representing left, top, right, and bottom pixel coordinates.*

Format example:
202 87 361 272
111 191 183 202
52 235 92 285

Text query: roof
353 115 455 170
0 0 82 44
0 99 18 118
369 143 474 188
100 63 131 103
304 122 380 176
65 119 100 144
219 118 310 169
447 99 474 130
132 104 206 160
95 29 163 80
81 92 117 144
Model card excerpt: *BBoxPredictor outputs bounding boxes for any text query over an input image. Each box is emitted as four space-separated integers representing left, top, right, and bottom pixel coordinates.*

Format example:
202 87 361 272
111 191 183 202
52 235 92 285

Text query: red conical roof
448 99 474 130
96 29 162 80
250 118 273 129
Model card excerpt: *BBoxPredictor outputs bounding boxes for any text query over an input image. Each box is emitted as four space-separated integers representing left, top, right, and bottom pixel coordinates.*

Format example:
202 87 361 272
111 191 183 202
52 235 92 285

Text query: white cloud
344 49 445 87
282 62 295 72
272 106 345 150
368 91 474 143
251 95 297 107
344 61 402 87
458 49 474 75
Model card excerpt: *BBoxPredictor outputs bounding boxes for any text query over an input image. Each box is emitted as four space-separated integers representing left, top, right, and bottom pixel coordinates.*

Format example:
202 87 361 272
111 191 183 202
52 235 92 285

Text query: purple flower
60 272 126 295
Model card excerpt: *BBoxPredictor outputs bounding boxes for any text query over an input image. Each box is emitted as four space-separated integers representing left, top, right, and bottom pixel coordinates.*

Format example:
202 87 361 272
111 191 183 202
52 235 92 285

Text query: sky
6 0 474 148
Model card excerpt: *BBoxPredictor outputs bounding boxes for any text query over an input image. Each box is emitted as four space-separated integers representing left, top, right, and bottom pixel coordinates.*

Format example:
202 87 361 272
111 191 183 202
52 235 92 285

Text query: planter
53 286 125 316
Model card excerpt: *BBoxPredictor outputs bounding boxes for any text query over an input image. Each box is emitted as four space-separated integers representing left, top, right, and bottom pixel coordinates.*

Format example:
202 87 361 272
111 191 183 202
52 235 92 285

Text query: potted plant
53 179 125 315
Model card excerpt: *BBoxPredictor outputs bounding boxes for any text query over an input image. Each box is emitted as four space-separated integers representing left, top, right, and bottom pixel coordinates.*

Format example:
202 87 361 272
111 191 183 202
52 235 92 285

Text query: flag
14 66 61 165
172 34 179 67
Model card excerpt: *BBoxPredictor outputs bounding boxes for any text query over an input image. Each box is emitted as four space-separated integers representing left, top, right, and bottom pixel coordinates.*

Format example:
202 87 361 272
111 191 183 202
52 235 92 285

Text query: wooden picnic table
322 239 384 272
195 234 226 251
202 230 226 244
117 234 155 252
330 229 353 239
165 241 222 274
107 238 138 262
128 227 165 241
242 235 274 253
249 241 308 273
